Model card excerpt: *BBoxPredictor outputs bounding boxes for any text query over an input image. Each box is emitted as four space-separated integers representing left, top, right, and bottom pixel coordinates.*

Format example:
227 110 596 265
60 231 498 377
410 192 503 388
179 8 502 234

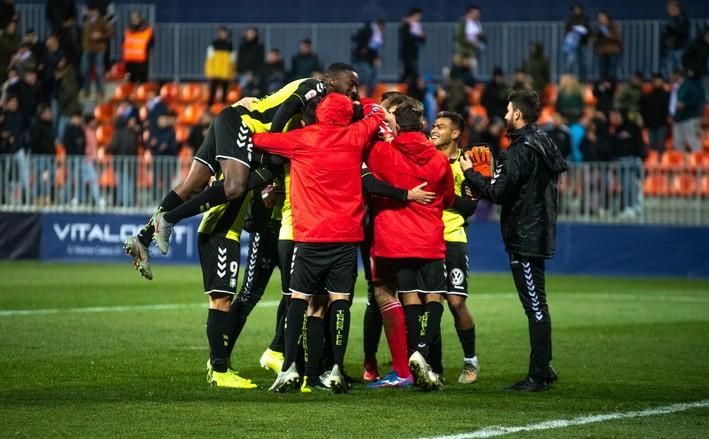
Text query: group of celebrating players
123 61 564 393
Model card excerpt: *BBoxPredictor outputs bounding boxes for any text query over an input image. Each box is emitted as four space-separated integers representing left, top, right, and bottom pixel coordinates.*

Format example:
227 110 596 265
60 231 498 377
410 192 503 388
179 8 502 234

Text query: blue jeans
598 54 619 80
662 49 683 78
81 52 105 95
564 45 587 81
647 126 666 155
617 157 642 212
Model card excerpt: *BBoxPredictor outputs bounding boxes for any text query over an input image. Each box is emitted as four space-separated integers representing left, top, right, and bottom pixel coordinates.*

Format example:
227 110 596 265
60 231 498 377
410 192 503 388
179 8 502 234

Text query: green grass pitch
1 261 708 438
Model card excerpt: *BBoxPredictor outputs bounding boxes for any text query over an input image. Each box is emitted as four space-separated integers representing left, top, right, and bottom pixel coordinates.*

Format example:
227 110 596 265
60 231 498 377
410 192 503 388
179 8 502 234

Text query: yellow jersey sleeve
277 163 293 241
443 150 468 243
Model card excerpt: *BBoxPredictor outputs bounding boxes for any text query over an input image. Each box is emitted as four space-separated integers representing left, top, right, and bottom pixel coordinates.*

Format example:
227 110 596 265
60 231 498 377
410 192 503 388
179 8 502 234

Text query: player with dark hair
366 96 455 389
252 93 385 393
430 111 481 384
460 89 567 391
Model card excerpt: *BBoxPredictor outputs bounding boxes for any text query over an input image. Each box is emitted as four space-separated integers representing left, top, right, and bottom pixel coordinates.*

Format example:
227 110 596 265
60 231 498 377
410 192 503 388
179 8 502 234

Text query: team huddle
123 62 566 393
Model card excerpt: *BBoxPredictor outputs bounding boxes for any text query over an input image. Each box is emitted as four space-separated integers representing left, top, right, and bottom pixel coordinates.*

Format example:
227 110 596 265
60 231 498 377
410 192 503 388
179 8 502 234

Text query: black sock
404 304 423 356
330 300 351 368
305 316 325 382
225 299 256 357
206 309 230 372
163 182 228 224
419 302 444 359
137 191 183 246
456 327 476 359
283 298 308 371
529 320 552 379
363 300 383 362
269 295 288 352
321 307 333 372
429 330 443 374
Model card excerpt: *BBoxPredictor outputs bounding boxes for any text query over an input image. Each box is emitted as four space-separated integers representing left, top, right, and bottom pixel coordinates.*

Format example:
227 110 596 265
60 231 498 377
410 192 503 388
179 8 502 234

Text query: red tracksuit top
366 131 455 259
252 93 384 243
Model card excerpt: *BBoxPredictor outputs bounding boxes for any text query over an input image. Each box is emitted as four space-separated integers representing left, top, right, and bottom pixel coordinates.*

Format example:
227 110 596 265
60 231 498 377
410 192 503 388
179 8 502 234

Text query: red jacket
252 93 384 243
366 131 455 259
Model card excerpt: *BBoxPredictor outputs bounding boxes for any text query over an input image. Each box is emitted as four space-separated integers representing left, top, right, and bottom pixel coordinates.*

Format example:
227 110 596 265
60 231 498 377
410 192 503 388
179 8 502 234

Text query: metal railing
13 4 708 82
1 154 708 225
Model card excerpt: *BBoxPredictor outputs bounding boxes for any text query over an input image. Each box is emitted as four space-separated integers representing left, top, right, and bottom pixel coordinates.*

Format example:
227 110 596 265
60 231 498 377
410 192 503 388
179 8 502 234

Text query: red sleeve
349 106 385 147
365 141 388 177
442 163 456 208
252 132 296 159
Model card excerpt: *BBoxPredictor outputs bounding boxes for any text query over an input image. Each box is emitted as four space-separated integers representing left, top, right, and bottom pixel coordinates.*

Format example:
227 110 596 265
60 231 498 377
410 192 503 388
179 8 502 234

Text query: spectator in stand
29 104 55 205
144 87 168 134
0 0 16 30
594 11 622 81
46 0 77 33
672 67 706 152
441 70 467 116
682 25 709 78
661 1 690 77
2 94 28 200
610 110 646 218
57 15 81 70
55 56 80 139
455 5 484 77
290 39 322 82
186 111 213 153
259 48 286 95
40 34 62 105
237 27 264 96
9 42 37 76
593 73 616 115
544 113 572 160
82 114 103 207
204 26 235 106
523 42 550 99
641 73 670 156
511 68 532 91
481 66 509 121
555 73 584 124
81 5 111 100
580 112 612 214
87 0 116 72
9 70 40 130
449 53 476 87
122 11 153 83
614 71 643 116
399 7 425 84
107 114 139 206
0 19 20 83
149 111 178 193
563 3 590 81
470 116 504 160
351 19 384 96
62 110 85 204
23 29 44 65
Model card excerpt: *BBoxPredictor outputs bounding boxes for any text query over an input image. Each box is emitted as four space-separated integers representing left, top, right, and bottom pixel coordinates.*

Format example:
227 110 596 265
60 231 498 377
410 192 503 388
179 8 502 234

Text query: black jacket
30 119 55 155
641 87 670 129
464 124 567 259
661 13 690 51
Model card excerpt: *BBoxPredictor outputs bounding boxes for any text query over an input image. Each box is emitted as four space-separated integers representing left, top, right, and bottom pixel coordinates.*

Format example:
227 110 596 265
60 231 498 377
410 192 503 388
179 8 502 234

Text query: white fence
1 154 707 225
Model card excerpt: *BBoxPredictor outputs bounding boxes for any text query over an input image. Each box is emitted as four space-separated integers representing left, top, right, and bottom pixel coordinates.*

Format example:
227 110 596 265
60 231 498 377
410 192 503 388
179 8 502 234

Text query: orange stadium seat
660 150 685 169
160 82 180 101
703 104 709 126
210 102 226 114
97 149 117 189
133 82 159 102
112 82 134 102
700 175 709 197
136 148 153 189
688 151 709 169
179 83 205 103
468 83 484 105
669 173 698 197
583 84 596 107
371 83 407 103
227 85 241 103
644 150 660 168
178 146 193 181
470 104 488 120
96 124 114 147
54 143 66 188
643 173 669 197
642 82 653 94
177 104 205 125
175 124 189 144
544 84 557 105
93 102 115 124
106 62 126 81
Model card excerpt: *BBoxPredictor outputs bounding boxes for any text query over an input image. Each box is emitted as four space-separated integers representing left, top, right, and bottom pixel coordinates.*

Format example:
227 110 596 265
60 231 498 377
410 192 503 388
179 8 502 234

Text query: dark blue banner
39 213 203 264
0 213 41 259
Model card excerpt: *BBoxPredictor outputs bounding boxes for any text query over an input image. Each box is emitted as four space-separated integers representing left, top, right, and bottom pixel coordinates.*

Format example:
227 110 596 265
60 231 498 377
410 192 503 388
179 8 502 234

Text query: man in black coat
460 89 567 392
399 7 425 83
641 74 670 155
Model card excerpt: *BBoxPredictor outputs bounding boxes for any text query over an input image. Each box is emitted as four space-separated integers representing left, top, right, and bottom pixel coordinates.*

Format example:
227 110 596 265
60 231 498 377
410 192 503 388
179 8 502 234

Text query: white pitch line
423 399 709 439
1 291 708 317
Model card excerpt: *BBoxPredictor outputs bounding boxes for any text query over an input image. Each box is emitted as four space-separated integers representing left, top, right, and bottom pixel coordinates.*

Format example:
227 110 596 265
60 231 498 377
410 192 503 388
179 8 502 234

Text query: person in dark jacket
290 39 321 82
641 74 670 155
681 25 709 78
259 48 286 95
611 110 646 217
460 89 566 392
0 0 16 30
544 113 572 160
522 42 550 99
671 68 706 151
481 66 509 121
661 1 690 77
46 0 77 33
351 19 384 95
0 19 20 84
29 104 55 204
237 27 264 96
563 3 590 81
107 114 139 206
399 7 425 83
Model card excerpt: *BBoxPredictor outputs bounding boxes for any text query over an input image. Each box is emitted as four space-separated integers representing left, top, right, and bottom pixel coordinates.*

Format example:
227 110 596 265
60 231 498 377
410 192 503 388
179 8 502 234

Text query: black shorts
445 242 469 297
194 106 252 174
278 239 295 295
289 242 358 296
373 257 447 294
198 233 240 295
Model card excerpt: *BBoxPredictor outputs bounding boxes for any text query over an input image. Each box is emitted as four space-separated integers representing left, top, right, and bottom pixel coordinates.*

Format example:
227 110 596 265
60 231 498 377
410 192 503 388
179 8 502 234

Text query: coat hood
392 131 438 166
315 93 353 126
510 124 568 175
